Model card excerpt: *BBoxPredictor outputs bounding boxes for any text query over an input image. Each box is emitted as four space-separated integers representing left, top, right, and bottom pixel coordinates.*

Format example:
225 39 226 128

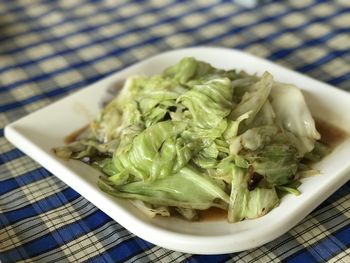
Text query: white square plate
5 47 350 254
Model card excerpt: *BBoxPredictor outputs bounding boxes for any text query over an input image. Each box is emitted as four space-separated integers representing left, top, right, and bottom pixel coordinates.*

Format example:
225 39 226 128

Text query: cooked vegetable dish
54 58 328 222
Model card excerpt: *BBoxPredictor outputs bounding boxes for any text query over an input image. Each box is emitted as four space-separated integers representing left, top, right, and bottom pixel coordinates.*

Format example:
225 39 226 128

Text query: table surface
0 0 349 262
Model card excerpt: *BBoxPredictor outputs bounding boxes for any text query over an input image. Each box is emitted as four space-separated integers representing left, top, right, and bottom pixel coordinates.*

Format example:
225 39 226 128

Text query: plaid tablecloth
0 0 349 262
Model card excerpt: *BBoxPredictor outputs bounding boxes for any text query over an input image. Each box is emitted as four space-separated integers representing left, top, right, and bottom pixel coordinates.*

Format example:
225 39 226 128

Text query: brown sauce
315 119 348 148
64 125 88 144
198 207 227 221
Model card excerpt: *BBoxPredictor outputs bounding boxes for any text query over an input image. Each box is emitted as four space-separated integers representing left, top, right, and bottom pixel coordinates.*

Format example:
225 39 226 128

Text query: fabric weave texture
0 0 349 262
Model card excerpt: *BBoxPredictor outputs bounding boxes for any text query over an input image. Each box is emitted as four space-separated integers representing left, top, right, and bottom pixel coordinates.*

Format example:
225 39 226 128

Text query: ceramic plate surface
5 47 350 254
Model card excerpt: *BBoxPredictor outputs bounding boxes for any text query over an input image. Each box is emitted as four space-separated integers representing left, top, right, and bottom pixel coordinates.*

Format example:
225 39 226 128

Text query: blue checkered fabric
0 0 349 262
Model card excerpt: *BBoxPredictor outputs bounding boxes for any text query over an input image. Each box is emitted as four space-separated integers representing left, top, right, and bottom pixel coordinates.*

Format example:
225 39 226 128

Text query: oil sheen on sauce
199 207 227 221
315 119 348 148
64 125 88 144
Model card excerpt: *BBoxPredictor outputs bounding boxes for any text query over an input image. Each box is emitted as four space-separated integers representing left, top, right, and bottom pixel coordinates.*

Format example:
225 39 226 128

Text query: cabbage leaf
54 57 327 222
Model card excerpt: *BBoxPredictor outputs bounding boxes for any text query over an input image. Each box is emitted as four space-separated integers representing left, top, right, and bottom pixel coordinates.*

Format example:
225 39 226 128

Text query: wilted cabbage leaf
54 57 327 223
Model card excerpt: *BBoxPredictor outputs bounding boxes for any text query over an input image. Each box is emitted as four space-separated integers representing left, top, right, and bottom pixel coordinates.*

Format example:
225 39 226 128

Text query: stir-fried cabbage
54 58 327 222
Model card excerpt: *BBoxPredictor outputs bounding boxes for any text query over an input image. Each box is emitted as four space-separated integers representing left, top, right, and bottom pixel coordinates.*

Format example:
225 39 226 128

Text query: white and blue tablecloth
0 0 349 262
